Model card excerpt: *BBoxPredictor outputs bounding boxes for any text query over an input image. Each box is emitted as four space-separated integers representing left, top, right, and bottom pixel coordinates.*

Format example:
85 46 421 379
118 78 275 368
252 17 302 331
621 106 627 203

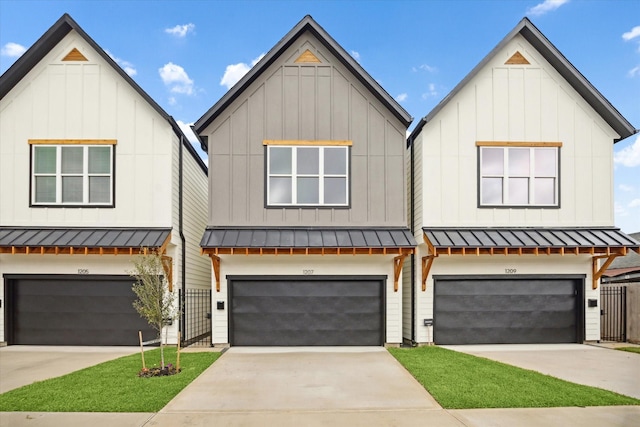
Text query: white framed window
479 146 558 207
32 144 113 206
267 145 349 206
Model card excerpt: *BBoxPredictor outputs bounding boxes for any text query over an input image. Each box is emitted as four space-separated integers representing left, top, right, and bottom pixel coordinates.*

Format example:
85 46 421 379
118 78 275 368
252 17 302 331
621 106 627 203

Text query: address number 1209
504 268 517 274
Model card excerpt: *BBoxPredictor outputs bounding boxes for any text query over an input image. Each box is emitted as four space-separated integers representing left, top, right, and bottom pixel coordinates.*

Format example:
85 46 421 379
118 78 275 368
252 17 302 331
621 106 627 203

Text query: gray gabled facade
195 16 415 347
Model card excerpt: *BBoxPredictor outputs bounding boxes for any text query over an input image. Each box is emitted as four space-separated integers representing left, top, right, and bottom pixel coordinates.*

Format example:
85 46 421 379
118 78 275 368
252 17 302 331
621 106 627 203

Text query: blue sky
1 0 639 233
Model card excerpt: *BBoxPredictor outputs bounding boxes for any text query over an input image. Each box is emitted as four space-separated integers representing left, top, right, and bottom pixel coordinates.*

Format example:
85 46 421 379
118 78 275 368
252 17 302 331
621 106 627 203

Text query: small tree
130 251 176 369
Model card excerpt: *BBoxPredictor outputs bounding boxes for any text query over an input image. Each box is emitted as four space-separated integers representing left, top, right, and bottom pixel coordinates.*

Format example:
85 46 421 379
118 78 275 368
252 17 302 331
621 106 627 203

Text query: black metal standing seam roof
408 17 636 144
200 227 416 249
0 227 172 249
193 15 413 146
422 227 640 250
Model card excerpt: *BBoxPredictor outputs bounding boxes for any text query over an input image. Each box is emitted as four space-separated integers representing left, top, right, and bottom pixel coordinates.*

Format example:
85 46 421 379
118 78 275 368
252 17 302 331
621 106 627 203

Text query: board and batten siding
202 33 407 227
415 34 618 228
0 31 173 228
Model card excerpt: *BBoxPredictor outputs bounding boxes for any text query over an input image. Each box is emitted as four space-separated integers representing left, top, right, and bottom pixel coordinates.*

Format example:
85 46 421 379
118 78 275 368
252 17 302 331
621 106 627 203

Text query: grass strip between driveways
616 346 640 354
0 348 220 412
388 346 640 409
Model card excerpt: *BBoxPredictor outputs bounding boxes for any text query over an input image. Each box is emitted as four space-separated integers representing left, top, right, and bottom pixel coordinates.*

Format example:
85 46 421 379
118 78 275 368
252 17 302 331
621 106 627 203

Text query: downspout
409 135 416 345
179 134 187 344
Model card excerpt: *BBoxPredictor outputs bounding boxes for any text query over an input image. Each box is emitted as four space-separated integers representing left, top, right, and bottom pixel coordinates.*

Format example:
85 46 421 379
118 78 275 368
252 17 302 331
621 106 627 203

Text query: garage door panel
10 277 155 346
434 277 580 344
230 278 384 346
436 294 576 312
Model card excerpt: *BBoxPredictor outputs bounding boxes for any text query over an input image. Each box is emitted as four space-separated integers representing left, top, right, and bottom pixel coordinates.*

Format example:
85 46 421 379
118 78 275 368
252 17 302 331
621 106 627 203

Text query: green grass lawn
389 346 640 409
0 347 220 412
616 346 640 354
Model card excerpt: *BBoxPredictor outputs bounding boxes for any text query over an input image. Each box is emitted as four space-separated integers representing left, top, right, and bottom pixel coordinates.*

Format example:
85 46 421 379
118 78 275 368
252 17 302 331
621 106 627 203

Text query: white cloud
628 65 640 78
615 202 628 217
168 96 177 106
165 23 195 38
220 53 265 90
613 135 640 167
159 62 194 95
1 42 26 57
413 64 437 73
350 50 360 61
395 93 408 102
526 0 569 16
622 26 640 41
629 199 640 208
421 83 439 99
106 50 137 76
619 184 635 192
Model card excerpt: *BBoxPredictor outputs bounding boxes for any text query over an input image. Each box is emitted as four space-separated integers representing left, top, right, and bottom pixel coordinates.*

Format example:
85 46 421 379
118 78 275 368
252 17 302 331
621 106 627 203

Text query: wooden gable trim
0 246 164 256
263 139 352 146
294 49 322 63
62 47 88 61
505 51 530 65
476 141 562 147
29 139 117 145
428 246 629 257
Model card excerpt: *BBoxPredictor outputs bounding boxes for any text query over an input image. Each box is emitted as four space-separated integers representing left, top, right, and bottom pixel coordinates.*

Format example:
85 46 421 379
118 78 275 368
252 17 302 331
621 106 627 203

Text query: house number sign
302 269 314 275
504 268 517 274
77 269 90 274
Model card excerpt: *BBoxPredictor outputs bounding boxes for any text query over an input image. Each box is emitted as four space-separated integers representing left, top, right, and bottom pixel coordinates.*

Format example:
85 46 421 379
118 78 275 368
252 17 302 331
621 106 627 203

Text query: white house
0 14 210 346
405 18 640 345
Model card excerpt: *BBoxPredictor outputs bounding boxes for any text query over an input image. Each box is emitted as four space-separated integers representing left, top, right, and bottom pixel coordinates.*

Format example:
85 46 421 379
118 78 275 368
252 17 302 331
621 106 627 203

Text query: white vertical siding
0 31 173 228
418 34 619 228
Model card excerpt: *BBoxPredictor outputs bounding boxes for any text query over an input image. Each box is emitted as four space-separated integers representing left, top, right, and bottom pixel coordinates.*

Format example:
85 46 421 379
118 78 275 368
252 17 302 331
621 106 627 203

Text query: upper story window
478 142 560 207
30 140 115 207
265 140 350 207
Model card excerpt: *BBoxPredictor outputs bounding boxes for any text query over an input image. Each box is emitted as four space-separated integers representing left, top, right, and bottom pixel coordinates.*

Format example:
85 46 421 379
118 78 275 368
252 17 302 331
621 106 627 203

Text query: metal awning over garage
201 226 416 255
201 227 416 292
421 227 640 290
0 227 172 255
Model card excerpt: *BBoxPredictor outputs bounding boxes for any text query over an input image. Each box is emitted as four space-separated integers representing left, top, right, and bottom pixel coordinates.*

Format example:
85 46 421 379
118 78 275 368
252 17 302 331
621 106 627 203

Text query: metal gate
180 289 212 347
600 286 627 342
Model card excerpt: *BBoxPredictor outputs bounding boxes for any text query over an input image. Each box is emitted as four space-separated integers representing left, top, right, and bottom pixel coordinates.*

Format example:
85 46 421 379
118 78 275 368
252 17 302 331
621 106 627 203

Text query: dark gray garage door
5 275 156 345
434 276 583 345
229 276 385 346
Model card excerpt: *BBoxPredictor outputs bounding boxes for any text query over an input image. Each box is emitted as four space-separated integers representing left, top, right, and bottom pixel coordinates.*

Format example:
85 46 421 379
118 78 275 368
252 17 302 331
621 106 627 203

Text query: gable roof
408 17 637 145
193 15 412 150
0 13 207 174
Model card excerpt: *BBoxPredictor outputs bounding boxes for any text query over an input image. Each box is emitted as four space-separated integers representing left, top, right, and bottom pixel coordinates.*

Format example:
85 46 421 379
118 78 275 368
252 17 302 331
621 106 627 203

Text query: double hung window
31 143 114 206
479 144 559 207
267 144 349 206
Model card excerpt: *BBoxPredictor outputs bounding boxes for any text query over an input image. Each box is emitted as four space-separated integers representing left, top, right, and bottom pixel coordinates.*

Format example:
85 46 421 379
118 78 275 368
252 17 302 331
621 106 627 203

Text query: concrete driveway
442 344 640 399
0 345 139 393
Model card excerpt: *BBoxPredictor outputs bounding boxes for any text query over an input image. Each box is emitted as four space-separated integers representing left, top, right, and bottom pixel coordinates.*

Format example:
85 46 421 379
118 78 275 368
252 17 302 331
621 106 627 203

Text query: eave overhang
200 226 416 256
422 227 640 257
0 227 172 256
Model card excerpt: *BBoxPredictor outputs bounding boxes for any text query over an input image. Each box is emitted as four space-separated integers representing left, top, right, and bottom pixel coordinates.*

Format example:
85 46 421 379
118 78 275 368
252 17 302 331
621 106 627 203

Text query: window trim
264 143 351 208
476 142 561 209
29 142 116 208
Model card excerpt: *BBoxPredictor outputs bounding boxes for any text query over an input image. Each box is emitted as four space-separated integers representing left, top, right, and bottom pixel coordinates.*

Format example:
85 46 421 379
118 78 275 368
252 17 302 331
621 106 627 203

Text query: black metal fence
180 289 212 347
600 286 627 342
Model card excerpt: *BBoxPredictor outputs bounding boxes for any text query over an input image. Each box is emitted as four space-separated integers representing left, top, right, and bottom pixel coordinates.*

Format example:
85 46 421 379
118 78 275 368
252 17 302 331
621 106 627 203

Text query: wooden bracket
421 255 437 291
161 255 173 292
393 255 407 292
211 255 221 292
592 254 619 290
